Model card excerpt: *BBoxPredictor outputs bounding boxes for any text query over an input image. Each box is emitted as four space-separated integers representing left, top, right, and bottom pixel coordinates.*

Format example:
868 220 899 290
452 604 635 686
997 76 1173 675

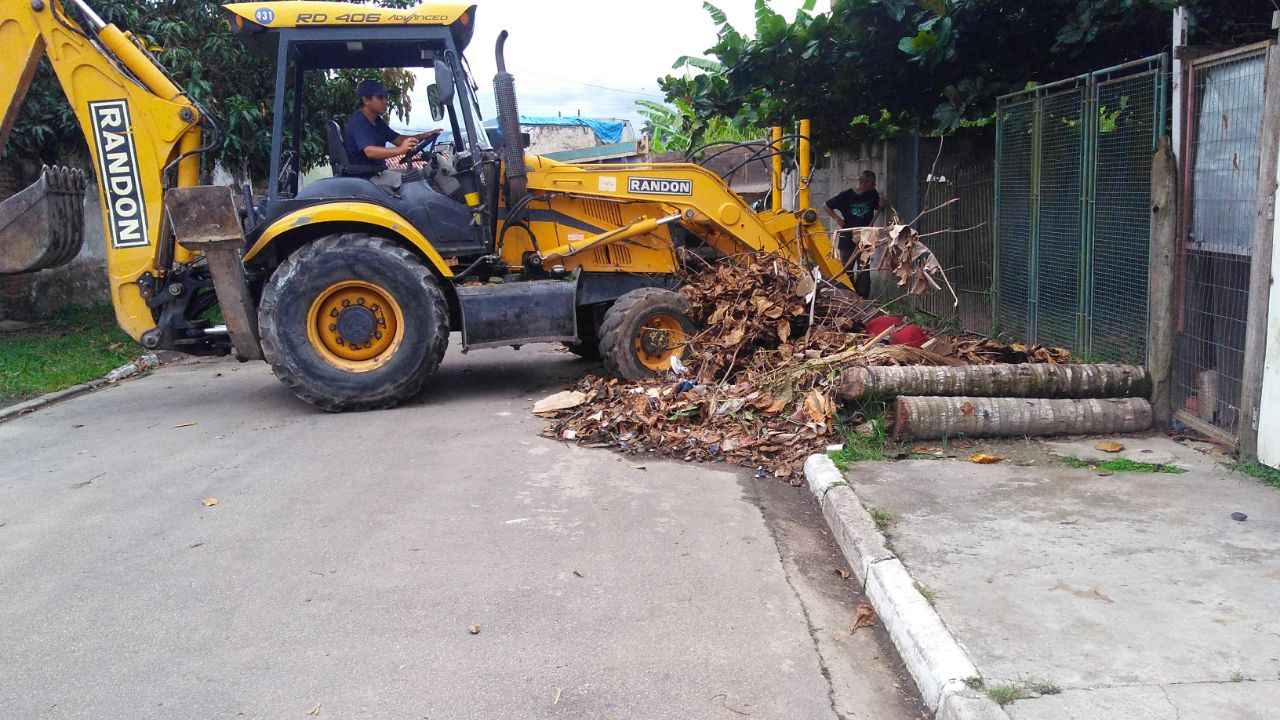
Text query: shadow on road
407 344 598 407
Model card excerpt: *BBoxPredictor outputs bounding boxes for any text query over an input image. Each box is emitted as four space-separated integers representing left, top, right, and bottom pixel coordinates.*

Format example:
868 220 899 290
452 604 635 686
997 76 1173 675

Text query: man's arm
362 137 418 161
824 190 851 226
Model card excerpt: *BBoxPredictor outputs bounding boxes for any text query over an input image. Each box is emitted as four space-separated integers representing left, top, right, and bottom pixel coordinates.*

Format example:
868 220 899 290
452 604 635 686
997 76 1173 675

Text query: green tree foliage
635 99 764 153
659 0 1277 150
3 0 417 183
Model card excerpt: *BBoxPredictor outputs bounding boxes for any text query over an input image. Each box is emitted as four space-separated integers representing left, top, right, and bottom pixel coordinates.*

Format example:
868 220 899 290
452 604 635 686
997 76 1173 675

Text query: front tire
257 233 449 412
598 288 696 380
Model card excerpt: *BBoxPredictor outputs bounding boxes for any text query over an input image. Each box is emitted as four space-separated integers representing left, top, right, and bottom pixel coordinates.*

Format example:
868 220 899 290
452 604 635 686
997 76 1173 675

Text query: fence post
1148 137 1179 428
992 107 1003 335
1028 95 1043 343
1238 46 1280 459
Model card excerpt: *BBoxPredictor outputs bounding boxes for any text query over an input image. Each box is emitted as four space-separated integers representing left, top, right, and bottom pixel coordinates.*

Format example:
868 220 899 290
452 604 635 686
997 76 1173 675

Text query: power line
520 71 665 100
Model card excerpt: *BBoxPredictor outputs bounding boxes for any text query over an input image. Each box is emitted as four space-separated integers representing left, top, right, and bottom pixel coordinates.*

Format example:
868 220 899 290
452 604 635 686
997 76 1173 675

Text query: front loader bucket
0 166 87 275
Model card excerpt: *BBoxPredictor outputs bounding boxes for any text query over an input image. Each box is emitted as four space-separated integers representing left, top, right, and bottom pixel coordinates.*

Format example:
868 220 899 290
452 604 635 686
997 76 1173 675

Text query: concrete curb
804 453 1010 720
0 353 159 424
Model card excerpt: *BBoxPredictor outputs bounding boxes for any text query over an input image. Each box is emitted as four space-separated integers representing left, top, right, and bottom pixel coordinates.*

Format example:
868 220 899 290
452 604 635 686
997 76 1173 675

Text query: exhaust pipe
493 31 527 204
0 166 87 275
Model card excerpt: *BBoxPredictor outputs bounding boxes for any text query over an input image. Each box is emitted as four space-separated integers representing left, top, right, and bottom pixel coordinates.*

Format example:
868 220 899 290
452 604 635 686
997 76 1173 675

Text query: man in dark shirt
824 170 882 298
343 79 441 176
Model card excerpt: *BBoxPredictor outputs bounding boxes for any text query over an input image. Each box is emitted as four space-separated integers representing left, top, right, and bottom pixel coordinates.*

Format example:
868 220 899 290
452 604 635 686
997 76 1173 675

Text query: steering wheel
403 132 441 164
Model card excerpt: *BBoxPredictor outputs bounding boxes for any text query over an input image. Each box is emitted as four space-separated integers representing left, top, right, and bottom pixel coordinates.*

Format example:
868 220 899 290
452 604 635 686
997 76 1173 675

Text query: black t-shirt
344 110 399 169
826 188 880 228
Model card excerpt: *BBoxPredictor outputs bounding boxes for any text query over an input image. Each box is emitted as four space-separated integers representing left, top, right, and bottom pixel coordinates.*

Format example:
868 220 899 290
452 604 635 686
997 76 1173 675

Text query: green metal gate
995 55 1167 362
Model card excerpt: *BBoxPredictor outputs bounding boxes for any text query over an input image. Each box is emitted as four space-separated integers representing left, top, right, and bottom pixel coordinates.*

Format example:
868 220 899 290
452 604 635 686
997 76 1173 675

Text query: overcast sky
399 0 828 132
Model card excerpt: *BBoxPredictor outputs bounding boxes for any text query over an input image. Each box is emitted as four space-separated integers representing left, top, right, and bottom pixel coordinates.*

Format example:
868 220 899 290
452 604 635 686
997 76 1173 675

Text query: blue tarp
515 116 625 145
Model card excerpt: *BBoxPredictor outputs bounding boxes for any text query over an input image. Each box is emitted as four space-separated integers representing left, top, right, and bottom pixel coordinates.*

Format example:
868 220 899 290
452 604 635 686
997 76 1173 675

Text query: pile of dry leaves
536 252 1069 483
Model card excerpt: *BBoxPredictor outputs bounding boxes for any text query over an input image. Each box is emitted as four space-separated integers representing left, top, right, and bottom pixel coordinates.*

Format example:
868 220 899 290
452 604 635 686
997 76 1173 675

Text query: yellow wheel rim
634 313 688 372
306 280 405 373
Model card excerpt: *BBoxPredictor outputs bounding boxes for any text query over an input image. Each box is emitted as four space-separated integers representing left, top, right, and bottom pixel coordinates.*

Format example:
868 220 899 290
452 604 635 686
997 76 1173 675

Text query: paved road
0 341 922 719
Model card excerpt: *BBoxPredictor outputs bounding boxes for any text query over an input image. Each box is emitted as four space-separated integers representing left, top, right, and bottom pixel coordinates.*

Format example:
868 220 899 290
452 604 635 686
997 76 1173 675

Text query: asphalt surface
0 340 922 719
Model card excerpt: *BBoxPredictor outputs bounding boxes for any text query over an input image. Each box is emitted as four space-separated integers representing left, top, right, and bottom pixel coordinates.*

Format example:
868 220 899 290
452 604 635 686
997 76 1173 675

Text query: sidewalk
825 435 1280 719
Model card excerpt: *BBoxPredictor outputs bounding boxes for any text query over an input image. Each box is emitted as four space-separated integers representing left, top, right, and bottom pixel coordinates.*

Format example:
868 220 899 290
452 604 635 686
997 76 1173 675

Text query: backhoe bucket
0 166 87 275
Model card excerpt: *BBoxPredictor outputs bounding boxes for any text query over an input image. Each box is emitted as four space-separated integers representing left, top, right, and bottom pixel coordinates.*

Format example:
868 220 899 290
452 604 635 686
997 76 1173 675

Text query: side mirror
427 84 445 122
434 60 455 105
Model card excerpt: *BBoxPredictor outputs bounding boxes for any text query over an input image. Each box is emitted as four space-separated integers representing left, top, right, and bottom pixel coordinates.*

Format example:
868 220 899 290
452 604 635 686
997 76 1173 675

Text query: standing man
824 170 882 298
343 79 441 180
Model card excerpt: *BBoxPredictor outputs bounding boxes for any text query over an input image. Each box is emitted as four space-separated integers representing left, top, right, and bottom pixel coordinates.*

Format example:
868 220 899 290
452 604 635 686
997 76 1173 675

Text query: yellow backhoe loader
1 0 850 411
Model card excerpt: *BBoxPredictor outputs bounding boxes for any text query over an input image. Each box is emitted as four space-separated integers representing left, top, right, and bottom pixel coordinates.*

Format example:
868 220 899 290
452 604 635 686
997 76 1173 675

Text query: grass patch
0 305 140 406
1060 456 1185 474
830 417 889 469
914 580 937 606
868 506 896 533
1231 671 1246 683
1027 680 1061 696
1232 462 1280 490
985 684 1025 706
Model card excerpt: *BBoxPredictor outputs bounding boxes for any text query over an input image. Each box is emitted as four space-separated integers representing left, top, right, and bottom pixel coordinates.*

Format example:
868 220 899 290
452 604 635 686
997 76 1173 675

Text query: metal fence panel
1035 88 1087 349
995 55 1166 358
1088 65 1163 363
911 162 994 332
995 99 1036 340
1173 48 1268 439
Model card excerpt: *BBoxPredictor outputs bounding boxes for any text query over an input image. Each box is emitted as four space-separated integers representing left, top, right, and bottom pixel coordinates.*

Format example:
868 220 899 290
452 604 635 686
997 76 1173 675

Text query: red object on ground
890 324 929 347
864 315 902 337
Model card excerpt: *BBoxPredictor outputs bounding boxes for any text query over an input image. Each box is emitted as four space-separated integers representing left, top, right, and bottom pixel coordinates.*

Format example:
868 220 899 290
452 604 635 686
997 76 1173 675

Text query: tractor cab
221 2 499 260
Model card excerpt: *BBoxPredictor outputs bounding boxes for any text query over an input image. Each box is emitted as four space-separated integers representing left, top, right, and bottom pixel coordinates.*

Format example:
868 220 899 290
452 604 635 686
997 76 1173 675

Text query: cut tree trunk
840 363 1149 401
894 396 1153 440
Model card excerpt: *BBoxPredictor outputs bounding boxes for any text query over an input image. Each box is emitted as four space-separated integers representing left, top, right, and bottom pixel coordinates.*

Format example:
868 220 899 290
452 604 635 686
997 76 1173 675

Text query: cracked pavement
0 343 923 719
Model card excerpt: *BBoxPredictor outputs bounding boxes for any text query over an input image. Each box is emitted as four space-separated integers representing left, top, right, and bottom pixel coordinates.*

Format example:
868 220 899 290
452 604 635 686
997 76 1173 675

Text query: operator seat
326 120 385 179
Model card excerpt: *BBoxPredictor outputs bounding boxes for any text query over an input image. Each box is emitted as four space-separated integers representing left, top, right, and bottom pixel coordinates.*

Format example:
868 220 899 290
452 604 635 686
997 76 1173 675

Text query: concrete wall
809 141 894 223
0 168 111 322
526 125 598 155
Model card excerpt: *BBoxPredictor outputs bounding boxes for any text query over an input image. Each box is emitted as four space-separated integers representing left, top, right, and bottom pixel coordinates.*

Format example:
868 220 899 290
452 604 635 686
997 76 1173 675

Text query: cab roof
222 2 477 52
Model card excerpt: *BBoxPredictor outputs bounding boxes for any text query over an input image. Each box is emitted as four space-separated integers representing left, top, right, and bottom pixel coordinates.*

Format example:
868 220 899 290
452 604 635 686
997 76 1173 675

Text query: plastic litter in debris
105 353 160 383
669 354 688 376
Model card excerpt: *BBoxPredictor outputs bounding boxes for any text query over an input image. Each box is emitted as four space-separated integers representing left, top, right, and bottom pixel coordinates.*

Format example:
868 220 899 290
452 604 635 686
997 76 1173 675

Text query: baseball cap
356 79 388 98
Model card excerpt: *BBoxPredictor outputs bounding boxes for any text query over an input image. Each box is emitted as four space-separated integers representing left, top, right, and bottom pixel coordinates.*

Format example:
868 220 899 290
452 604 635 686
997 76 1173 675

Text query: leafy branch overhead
3 0 419 184
658 0 1276 150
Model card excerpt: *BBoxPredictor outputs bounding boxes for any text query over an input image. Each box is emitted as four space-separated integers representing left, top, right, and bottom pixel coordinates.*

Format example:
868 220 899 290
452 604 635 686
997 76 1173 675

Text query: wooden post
1148 137 1178 428
1238 46 1280 459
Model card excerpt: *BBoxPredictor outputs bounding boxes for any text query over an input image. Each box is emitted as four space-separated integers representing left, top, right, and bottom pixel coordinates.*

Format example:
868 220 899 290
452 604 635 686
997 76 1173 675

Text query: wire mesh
1089 68 1161 363
995 99 1035 340
1173 49 1268 437
1035 88 1086 349
910 162 994 332
995 55 1166 359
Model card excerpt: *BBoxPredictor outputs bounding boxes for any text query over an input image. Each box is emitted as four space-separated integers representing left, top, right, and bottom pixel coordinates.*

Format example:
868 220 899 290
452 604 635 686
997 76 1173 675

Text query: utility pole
1171 6 1188 164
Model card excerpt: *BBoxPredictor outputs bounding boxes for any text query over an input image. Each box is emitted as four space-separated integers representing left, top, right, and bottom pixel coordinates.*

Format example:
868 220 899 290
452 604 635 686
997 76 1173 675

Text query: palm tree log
894 396 1152 440
840 364 1149 401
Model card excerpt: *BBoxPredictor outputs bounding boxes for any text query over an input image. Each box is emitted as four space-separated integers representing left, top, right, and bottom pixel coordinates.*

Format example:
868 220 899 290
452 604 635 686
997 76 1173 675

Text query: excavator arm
0 0 206 340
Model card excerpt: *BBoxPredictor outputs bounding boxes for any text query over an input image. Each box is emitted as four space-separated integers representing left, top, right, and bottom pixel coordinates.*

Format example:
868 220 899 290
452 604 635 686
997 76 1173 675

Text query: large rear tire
598 288 696 380
258 233 449 412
